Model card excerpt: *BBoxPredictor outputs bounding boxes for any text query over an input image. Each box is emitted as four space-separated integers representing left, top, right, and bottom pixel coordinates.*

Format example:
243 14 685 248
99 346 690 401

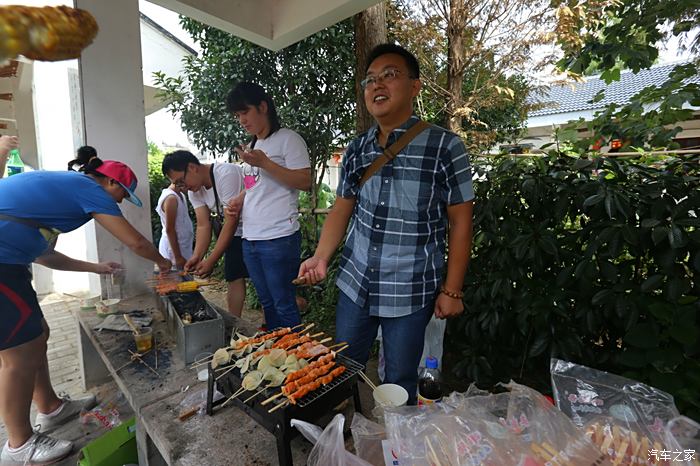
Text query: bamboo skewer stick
128 349 160 377
123 315 140 335
268 400 288 413
215 365 237 381
221 386 246 408
243 385 270 404
261 392 284 406
328 342 347 349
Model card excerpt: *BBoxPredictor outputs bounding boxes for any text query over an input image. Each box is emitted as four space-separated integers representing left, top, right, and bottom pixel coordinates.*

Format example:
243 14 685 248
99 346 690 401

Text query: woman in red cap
0 145 171 465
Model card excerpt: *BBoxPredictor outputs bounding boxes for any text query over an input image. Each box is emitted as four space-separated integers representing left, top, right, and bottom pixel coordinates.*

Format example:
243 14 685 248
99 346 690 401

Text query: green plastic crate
77 417 138 466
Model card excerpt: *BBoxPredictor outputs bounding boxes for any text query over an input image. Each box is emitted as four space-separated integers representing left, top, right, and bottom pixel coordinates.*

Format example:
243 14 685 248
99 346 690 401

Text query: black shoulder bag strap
209 164 223 219
358 120 429 188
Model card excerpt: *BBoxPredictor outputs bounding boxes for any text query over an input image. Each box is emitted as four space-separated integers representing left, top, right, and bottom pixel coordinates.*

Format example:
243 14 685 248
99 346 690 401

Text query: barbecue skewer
128 349 160 377
243 384 271 403
268 400 289 413
221 386 246 408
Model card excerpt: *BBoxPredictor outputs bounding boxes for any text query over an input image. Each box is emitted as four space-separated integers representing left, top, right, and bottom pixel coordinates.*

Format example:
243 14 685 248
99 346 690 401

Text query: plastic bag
384 402 533 466
178 387 223 419
80 395 121 429
291 414 372 466
378 314 446 381
664 416 700 466
503 381 612 465
351 413 386 466
550 359 679 439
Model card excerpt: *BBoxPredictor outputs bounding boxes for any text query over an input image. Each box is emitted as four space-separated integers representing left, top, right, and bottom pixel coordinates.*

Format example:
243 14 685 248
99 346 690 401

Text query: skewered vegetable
0 5 98 62
211 348 231 369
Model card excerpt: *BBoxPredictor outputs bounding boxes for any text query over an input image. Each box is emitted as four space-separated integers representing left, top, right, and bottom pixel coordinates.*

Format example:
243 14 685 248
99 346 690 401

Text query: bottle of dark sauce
417 356 442 405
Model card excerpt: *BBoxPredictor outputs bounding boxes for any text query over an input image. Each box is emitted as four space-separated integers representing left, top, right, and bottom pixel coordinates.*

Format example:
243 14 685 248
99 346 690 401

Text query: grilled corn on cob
0 5 98 62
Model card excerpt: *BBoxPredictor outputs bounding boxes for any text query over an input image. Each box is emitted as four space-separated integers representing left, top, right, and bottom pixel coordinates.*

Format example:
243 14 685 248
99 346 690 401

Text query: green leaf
573 158 593 170
617 350 647 368
528 333 549 357
641 275 664 293
667 225 684 248
670 325 699 345
647 347 684 373
592 289 614 306
624 323 660 349
583 193 605 208
641 218 660 228
652 226 668 245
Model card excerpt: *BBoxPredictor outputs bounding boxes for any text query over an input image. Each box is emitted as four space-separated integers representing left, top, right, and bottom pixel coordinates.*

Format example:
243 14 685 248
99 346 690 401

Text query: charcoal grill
205 345 363 466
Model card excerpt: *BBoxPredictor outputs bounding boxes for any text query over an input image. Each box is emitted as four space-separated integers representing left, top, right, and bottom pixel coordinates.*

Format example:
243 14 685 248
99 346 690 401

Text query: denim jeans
242 231 301 329
335 291 433 405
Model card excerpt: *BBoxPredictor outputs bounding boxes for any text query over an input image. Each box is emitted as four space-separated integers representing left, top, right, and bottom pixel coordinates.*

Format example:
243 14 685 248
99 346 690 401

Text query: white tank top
155 187 194 263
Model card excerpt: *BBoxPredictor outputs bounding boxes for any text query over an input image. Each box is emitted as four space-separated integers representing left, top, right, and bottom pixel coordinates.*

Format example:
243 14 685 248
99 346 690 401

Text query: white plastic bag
350 413 386 466
378 314 446 381
291 414 372 466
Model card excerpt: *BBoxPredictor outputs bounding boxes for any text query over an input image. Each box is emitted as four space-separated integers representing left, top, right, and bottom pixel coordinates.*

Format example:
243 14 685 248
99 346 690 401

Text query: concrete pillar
77 0 153 295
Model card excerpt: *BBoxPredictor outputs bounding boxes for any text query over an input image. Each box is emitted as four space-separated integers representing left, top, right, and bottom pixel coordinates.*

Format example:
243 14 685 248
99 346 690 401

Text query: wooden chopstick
357 370 378 391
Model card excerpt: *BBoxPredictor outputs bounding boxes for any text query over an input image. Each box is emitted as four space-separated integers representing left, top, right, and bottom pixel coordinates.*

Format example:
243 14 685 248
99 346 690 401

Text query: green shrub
147 142 167 245
449 152 700 420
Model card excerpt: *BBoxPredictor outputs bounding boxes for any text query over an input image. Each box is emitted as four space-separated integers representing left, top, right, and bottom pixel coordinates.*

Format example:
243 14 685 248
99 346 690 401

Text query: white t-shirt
241 128 310 240
155 188 194 263
188 163 244 237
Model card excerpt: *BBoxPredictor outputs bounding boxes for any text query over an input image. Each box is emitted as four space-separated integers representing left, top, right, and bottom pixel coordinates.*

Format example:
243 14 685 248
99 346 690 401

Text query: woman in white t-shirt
155 183 194 270
226 82 311 329
161 151 247 317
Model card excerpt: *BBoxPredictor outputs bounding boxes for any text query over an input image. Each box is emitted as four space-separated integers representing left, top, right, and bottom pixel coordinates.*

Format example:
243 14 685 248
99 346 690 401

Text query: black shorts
224 236 248 282
0 264 45 351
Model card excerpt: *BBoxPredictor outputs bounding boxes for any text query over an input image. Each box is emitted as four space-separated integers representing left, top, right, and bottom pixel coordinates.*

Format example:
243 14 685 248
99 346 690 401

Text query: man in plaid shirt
298 43 474 403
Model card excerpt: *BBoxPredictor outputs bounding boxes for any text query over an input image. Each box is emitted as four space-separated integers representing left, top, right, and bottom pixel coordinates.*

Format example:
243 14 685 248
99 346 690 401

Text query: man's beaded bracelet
440 286 464 299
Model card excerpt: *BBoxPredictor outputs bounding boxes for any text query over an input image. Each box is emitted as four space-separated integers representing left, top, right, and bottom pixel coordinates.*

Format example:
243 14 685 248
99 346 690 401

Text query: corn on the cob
0 5 98 62
176 281 200 293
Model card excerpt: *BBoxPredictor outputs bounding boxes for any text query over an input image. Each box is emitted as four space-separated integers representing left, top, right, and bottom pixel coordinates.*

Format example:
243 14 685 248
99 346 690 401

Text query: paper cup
373 383 408 408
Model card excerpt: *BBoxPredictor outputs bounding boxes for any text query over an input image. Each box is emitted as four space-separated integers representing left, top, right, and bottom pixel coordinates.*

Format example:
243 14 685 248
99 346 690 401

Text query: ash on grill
168 292 212 323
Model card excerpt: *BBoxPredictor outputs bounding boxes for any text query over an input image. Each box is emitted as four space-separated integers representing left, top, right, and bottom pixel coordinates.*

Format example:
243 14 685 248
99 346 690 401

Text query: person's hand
434 292 464 319
193 258 214 278
174 255 187 270
157 258 172 273
93 261 122 274
235 146 269 168
184 255 202 273
296 256 328 285
0 135 18 157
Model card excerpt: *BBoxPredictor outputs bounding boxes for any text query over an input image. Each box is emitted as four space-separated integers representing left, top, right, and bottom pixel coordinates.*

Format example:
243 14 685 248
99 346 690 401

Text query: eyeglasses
361 68 409 90
173 167 188 189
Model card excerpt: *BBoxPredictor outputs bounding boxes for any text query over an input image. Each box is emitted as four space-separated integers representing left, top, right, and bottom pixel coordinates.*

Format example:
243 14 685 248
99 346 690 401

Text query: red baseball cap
94 160 143 207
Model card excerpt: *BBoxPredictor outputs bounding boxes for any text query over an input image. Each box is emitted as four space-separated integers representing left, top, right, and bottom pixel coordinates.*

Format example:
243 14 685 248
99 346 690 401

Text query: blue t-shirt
0 171 123 264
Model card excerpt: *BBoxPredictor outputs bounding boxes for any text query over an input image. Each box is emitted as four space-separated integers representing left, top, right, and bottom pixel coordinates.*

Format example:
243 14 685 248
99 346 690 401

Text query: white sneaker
0 432 73 465
34 393 97 434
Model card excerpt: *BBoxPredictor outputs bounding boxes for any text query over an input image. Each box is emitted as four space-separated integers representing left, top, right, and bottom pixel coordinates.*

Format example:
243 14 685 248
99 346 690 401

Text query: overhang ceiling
147 0 381 51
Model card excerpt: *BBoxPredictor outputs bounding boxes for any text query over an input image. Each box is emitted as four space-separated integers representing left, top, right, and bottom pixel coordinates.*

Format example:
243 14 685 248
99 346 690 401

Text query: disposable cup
373 383 408 408
134 327 153 352
195 352 213 382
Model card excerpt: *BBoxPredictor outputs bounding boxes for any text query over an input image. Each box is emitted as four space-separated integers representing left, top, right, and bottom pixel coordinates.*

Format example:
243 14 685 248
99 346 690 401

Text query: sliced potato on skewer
211 348 231 369
268 348 287 367
241 370 263 391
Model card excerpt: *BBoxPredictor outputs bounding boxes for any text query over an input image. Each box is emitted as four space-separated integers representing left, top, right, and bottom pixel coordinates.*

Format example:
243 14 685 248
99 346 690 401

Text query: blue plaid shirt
336 116 474 317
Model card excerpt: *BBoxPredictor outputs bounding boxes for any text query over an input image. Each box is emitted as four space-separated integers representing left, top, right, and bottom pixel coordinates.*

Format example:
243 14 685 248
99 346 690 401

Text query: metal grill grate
294 354 363 407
